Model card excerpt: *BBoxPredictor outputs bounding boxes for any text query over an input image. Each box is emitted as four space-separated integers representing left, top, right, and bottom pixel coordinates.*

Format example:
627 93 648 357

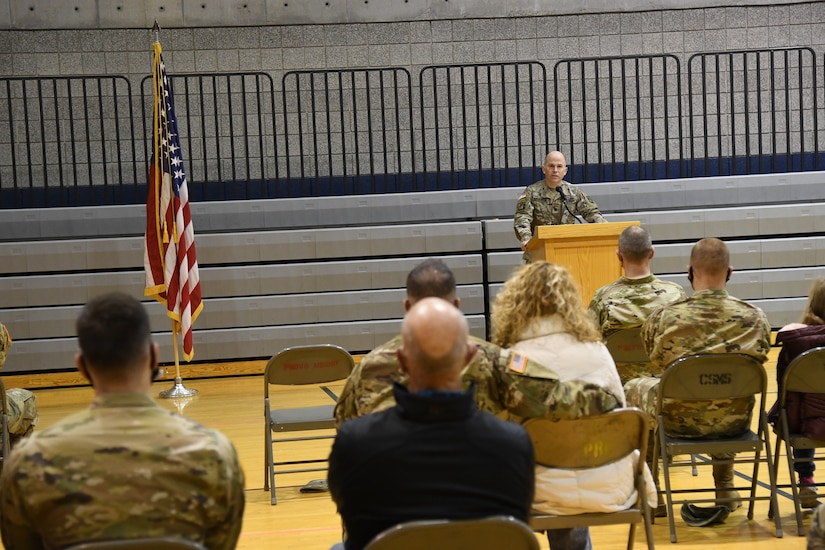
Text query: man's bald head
397 297 472 390
690 238 730 277
618 225 653 263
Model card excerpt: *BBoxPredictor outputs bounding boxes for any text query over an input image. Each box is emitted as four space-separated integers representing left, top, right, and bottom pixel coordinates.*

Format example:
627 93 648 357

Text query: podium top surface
535 220 640 240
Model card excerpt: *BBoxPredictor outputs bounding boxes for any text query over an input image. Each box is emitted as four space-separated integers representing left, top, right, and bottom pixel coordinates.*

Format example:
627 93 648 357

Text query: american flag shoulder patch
509 351 528 374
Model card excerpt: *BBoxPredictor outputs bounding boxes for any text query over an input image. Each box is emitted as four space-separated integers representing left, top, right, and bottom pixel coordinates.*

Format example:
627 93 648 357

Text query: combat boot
712 462 742 510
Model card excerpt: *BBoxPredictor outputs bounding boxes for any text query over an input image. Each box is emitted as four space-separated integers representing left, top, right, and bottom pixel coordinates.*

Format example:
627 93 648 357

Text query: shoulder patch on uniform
508 351 528 373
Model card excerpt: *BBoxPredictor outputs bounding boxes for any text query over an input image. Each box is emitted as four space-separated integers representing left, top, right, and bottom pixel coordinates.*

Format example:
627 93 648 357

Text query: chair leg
691 454 698 476
658 422 678 543
761 416 783 538
265 424 277 505
626 521 636 550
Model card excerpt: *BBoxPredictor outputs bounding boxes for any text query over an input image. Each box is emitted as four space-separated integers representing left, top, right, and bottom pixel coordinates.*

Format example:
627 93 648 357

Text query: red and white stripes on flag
144 40 203 361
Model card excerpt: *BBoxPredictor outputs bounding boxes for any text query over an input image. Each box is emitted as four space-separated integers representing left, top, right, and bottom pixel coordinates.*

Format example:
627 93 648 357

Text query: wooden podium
526 221 640 302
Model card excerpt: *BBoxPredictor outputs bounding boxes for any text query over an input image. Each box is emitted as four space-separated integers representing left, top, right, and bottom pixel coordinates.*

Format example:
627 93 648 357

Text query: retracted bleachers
1 171 824 376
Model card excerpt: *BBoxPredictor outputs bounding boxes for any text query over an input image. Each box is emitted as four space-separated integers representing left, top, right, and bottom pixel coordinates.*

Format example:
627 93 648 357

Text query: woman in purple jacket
770 277 825 509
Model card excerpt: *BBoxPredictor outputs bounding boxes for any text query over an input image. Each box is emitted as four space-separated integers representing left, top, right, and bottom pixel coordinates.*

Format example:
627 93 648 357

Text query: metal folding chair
264 344 354 504
771 346 825 535
364 516 539 550
525 408 655 550
652 353 782 542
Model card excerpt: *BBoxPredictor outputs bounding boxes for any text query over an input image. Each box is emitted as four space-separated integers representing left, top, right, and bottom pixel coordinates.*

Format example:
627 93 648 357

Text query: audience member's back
328 298 534 550
0 293 245 550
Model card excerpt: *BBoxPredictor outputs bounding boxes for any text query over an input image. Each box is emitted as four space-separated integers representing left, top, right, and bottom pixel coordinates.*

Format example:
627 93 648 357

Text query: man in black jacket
327 297 535 550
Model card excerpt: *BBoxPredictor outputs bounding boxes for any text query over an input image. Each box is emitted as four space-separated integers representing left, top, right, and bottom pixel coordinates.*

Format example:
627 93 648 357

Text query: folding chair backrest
364 516 539 550
265 344 354 388
63 537 207 550
523 408 649 470
657 353 766 402
781 347 825 398
604 327 648 364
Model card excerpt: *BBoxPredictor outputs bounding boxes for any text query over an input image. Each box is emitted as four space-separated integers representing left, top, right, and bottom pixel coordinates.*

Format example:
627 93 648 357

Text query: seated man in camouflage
589 225 686 384
334 258 621 427
625 238 772 511
0 323 39 447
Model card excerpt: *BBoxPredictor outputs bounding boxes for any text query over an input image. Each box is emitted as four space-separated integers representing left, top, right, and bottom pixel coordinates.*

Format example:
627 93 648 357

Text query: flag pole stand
159 325 198 399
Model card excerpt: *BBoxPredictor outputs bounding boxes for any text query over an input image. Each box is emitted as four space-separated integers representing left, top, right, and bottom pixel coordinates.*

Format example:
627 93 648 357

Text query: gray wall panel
477 188 522 219
487 251 522 283
704 207 760 239
258 230 318 262
422 190 478 221
190 201 267 232
198 233 264 264
761 267 825 300
753 298 808 329
760 238 821 269
482 219 518 251
425 222 482 253
86 237 144 270
262 198 321 231
759 203 818 235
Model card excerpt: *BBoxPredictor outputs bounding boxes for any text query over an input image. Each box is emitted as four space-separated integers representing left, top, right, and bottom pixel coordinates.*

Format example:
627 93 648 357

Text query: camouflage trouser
6 388 38 445
615 361 664 387
809 504 825 550
624 376 753 461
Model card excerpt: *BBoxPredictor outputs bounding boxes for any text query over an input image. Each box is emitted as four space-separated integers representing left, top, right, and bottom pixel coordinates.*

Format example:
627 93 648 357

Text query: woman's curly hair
491 261 601 348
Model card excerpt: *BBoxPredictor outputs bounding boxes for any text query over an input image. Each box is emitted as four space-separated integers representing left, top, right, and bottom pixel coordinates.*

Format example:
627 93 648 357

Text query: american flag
144 40 203 361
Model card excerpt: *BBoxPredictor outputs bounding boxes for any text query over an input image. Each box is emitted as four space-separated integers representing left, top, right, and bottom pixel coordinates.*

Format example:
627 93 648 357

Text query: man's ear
403 298 412 312
726 267 732 282
649 246 655 260
76 353 93 385
465 343 477 366
396 347 409 374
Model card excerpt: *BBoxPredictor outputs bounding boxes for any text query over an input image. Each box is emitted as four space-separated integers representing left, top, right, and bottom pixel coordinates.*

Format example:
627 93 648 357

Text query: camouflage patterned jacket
810 503 825 550
0 323 39 439
513 179 606 244
634 289 772 438
641 289 771 369
589 275 687 382
334 333 622 427
0 393 245 550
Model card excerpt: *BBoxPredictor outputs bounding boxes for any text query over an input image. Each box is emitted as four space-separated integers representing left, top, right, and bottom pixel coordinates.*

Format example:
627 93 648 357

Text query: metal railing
140 72 278 202
0 76 139 208
2 47 825 209
282 68 416 196
554 55 684 183
687 47 820 176
419 62 549 190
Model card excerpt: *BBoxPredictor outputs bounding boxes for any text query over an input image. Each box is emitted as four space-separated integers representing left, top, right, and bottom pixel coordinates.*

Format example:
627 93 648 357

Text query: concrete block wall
2 1 825 197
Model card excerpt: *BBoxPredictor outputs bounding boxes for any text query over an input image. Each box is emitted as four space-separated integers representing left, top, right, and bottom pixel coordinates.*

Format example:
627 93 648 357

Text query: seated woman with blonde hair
492 261 654 550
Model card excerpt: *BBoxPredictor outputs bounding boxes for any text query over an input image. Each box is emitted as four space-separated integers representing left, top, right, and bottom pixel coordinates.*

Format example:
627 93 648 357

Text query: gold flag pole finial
152 19 160 43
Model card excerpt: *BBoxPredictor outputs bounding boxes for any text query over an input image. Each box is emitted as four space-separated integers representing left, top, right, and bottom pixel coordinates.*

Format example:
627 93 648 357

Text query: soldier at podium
514 151 607 256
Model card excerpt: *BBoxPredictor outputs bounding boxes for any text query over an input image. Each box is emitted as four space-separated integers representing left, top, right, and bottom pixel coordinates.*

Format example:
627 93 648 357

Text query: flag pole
159 320 199 398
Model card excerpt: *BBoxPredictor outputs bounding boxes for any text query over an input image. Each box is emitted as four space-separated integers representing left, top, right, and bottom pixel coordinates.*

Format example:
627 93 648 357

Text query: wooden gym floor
1 346 818 549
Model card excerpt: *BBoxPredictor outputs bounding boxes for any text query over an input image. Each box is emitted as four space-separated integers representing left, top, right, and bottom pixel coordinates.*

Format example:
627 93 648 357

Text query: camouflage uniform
334 335 621 428
0 392 245 550
624 289 772 439
589 275 687 384
0 323 39 443
513 179 607 245
809 503 825 550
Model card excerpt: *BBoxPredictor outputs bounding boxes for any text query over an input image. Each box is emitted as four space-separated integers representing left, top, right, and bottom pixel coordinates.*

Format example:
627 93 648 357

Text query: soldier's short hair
618 226 652 263
690 238 729 276
406 259 456 301
76 292 151 372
